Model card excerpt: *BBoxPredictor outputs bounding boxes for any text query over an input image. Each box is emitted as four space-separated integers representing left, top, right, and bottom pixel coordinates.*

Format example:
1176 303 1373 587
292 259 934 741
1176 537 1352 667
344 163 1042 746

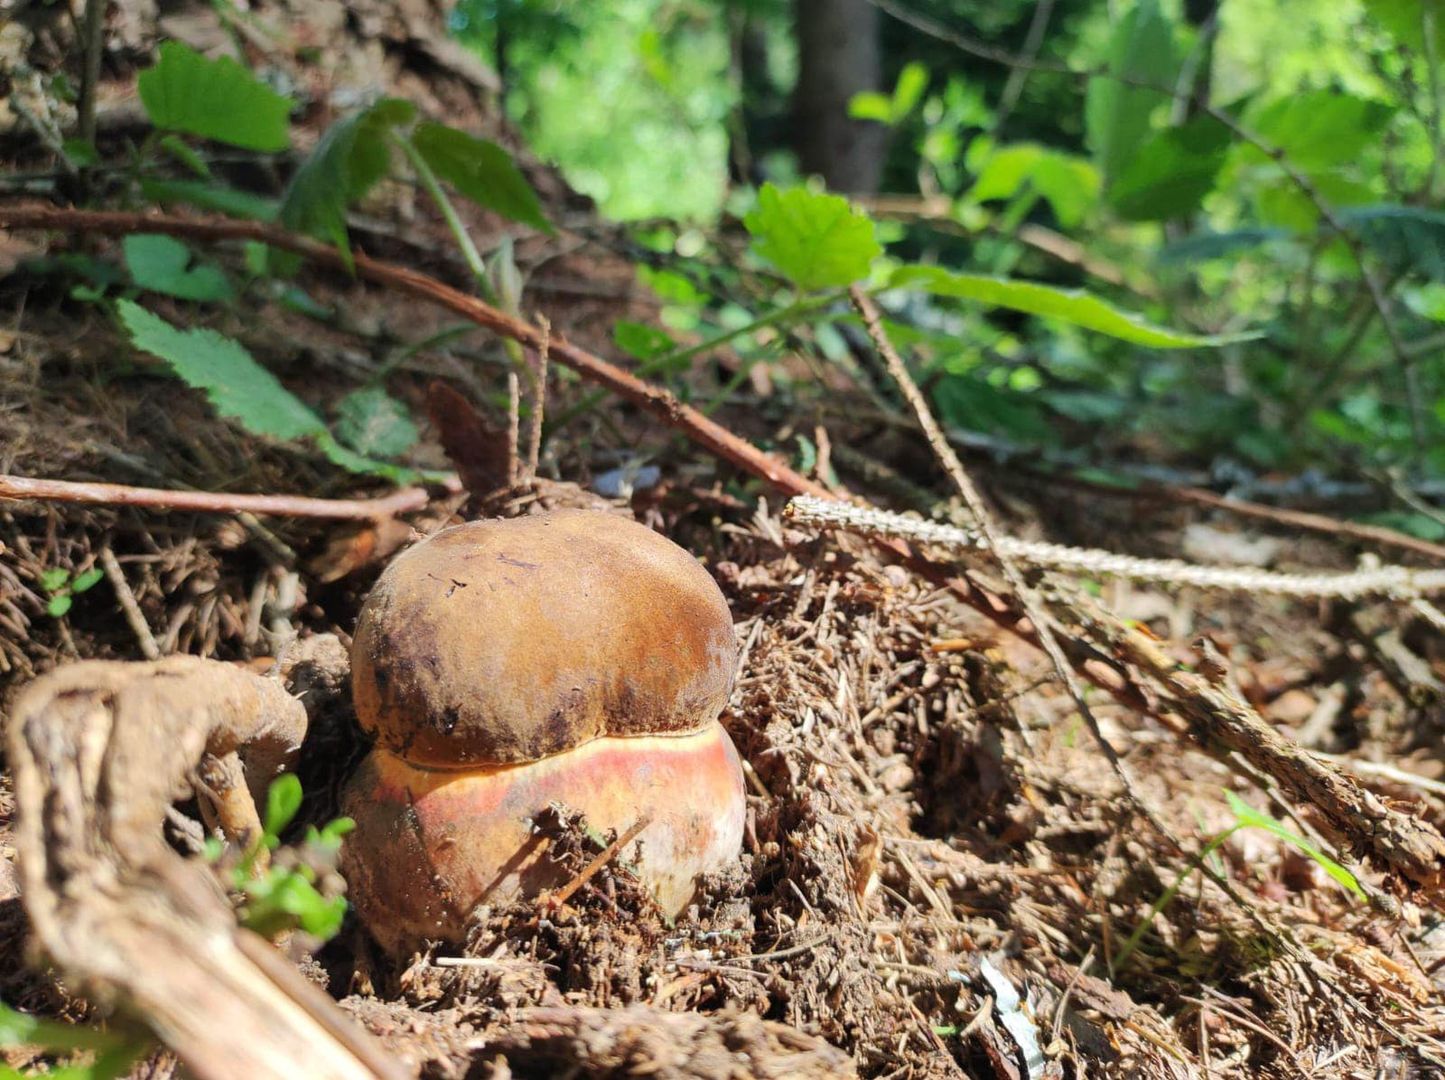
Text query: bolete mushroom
340 510 745 952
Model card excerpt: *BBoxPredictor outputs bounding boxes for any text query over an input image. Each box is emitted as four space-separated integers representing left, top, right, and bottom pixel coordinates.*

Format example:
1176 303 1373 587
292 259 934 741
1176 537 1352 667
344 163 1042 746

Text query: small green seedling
0 1002 150 1080
1116 790 1363 968
38 567 104 618
206 774 356 942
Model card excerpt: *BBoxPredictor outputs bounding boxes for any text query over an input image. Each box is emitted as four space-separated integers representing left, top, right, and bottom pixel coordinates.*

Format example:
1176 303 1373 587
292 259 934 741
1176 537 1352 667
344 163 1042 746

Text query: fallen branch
0 473 439 520
7 636 405 1080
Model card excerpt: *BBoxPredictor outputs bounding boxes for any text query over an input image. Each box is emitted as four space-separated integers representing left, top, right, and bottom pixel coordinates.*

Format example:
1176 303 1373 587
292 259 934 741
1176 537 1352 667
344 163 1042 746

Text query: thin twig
849 285 1182 853
506 371 521 486
0 473 441 520
526 315 550 480
543 815 653 910
77 0 108 149
99 546 159 660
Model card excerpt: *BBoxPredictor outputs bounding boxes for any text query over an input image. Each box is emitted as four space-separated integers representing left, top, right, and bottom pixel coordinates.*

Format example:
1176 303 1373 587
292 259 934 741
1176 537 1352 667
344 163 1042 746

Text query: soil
4 2 1445 1078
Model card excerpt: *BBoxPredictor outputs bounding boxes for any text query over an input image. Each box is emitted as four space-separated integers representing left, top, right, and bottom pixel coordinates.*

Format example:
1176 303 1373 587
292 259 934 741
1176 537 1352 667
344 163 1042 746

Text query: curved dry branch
6 638 405 1080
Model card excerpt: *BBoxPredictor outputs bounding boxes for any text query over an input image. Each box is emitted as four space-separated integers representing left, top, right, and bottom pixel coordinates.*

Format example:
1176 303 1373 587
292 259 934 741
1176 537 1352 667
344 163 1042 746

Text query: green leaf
1343 204 1445 281
264 774 304 839
934 375 1055 443
313 433 424 483
116 300 324 441
0 1002 133 1055
1084 0 1179 186
71 567 105 593
613 320 675 361
847 91 894 122
279 99 416 267
1109 115 1232 221
159 134 212 179
968 142 1101 224
1362 0 1445 55
1225 791 1365 899
1157 227 1290 264
887 265 1254 347
39 568 70 592
123 234 233 302
1247 90 1395 170
140 178 280 221
334 386 419 458
410 122 553 233
890 62 929 120
47 594 73 617
137 41 291 152
62 138 99 167
744 182 881 291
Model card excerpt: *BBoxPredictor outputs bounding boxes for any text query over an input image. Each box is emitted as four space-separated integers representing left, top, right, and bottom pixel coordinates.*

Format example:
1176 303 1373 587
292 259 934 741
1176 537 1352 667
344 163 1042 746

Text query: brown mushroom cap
351 510 737 768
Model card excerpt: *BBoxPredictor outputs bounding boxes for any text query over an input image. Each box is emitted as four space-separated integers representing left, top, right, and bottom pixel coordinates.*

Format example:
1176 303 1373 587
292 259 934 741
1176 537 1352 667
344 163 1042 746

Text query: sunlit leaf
1225 791 1364 899
888 265 1254 347
744 182 881 290
264 773 304 839
1247 90 1395 170
138 41 291 152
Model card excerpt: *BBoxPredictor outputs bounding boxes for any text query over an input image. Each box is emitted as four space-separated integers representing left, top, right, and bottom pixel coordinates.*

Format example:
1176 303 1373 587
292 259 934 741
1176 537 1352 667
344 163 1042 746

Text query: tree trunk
792 0 887 194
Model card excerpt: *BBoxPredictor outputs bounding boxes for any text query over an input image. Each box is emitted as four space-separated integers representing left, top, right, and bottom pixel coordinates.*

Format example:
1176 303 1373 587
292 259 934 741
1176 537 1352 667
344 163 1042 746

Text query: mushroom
340 510 745 952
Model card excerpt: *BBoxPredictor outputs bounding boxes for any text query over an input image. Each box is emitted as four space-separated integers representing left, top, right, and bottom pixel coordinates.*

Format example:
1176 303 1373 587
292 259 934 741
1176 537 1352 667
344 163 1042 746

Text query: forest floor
6 6 1445 1078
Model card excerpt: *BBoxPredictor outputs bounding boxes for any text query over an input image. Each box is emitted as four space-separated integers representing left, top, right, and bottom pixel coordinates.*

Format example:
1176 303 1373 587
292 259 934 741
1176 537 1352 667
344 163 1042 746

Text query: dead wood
0 473 443 521
6 636 405 1080
477 1004 857 1078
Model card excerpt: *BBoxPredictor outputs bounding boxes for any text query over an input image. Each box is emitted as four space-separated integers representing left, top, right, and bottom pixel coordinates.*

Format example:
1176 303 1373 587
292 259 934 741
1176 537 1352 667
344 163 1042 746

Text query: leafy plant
1116 790 1363 967
38 567 104 618
208 774 355 943
116 300 424 482
0 1005 149 1080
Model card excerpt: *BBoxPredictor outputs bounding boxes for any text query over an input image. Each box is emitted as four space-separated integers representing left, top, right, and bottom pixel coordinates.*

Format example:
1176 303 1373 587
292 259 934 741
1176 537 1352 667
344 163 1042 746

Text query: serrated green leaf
1109 115 1232 221
140 178 280 221
137 41 291 152
39 568 70 592
123 234 233 302
888 265 1254 347
1085 0 1179 186
1225 791 1364 899
744 183 881 291
334 386 419 458
116 299 323 441
278 99 415 269
410 122 553 233
264 774 304 838
71 567 105 593
47 594 73 617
